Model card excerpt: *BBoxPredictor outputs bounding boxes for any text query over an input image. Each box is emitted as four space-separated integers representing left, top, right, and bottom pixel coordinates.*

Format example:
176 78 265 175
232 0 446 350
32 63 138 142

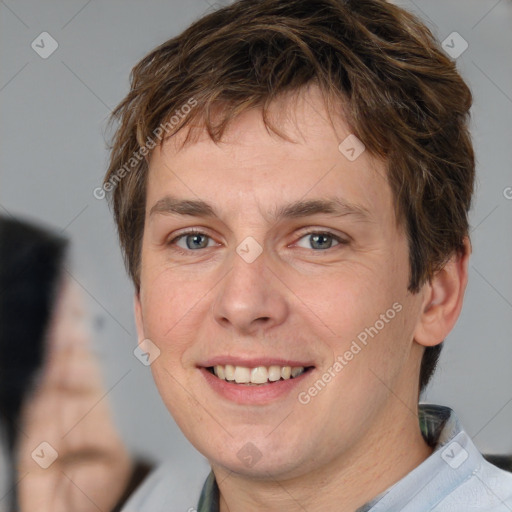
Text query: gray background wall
1 0 511 470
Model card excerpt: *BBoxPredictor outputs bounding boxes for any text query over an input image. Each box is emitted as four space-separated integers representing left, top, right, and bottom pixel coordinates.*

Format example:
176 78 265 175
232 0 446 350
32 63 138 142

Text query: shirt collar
196 403 458 512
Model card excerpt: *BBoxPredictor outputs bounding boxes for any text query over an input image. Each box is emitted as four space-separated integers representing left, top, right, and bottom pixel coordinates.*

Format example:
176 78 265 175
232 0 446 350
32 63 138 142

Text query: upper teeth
213 365 306 384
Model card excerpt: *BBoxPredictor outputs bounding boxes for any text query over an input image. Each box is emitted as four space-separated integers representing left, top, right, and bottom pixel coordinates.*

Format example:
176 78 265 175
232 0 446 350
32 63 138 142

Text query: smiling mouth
206 364 315 385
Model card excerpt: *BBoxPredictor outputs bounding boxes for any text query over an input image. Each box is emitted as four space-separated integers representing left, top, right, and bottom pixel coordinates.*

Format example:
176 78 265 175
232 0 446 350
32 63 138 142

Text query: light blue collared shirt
123 404 512 511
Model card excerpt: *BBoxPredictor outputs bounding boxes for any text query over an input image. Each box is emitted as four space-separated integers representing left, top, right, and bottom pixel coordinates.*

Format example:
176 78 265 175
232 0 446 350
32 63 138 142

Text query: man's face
135 86 427 478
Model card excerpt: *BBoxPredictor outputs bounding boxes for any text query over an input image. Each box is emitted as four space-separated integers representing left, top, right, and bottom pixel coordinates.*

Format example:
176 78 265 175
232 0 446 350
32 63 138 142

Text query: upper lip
198 356 315 368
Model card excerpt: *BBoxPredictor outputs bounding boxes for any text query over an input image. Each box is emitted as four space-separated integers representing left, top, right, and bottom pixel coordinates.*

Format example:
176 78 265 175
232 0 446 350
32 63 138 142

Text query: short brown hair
104 0 475 395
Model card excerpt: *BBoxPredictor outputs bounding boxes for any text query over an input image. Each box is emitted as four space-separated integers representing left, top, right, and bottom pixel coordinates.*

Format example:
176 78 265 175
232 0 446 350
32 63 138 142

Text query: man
103 0 512 510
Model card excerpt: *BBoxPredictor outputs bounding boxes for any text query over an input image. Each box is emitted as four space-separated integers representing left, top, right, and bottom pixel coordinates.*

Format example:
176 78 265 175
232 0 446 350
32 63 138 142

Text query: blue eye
172 231 215 250
295 231 344 250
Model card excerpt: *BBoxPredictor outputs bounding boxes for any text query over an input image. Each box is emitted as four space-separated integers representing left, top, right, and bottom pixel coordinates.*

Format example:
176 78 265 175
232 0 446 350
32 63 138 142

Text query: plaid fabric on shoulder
197 470 219 512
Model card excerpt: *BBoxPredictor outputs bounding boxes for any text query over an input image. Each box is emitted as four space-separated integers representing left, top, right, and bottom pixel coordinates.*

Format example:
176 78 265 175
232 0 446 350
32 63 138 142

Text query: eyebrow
149 195 373 223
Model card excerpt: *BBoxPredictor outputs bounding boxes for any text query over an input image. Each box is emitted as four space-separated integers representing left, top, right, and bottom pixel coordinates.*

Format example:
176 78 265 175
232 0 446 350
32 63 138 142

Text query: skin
134 84 470 511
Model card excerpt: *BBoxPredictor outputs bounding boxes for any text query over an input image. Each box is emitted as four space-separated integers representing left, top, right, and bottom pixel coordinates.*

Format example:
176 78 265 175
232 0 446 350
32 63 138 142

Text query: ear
134 289 145 342
414 237 471 348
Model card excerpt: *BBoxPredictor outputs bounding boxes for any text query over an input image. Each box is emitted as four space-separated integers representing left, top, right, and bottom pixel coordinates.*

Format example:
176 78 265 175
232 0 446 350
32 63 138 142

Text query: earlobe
414 237 471 348
134 290 145 342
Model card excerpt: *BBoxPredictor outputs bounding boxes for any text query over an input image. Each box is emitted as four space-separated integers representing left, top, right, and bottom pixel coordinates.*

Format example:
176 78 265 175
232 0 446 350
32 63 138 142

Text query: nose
211 242 289 336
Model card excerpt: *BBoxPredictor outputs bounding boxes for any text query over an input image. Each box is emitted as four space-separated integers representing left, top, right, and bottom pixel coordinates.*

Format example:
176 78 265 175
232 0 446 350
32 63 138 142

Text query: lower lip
199 367 313 405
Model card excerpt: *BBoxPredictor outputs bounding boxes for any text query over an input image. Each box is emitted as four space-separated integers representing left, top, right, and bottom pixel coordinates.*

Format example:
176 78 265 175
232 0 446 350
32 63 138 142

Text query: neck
215 403 433 512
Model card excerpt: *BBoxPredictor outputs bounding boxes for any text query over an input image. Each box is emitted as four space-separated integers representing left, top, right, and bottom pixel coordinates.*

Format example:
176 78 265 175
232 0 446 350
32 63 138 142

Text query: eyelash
167 228 349 255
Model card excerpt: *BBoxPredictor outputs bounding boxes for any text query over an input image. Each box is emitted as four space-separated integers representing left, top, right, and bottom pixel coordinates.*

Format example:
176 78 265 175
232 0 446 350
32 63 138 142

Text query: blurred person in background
0 215 152 512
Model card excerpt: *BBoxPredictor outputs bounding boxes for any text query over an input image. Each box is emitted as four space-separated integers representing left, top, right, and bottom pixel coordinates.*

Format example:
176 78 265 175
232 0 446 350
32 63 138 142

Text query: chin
195 432 313 478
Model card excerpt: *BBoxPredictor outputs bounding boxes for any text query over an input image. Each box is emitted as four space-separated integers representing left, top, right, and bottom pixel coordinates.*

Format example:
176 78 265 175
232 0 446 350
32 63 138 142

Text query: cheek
296 266 394 336
141 276 203 413
140 271 206 361
300 264 411 377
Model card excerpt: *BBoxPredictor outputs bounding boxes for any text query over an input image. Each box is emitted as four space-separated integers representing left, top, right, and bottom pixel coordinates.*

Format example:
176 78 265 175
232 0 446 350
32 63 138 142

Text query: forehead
146 86 392 224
